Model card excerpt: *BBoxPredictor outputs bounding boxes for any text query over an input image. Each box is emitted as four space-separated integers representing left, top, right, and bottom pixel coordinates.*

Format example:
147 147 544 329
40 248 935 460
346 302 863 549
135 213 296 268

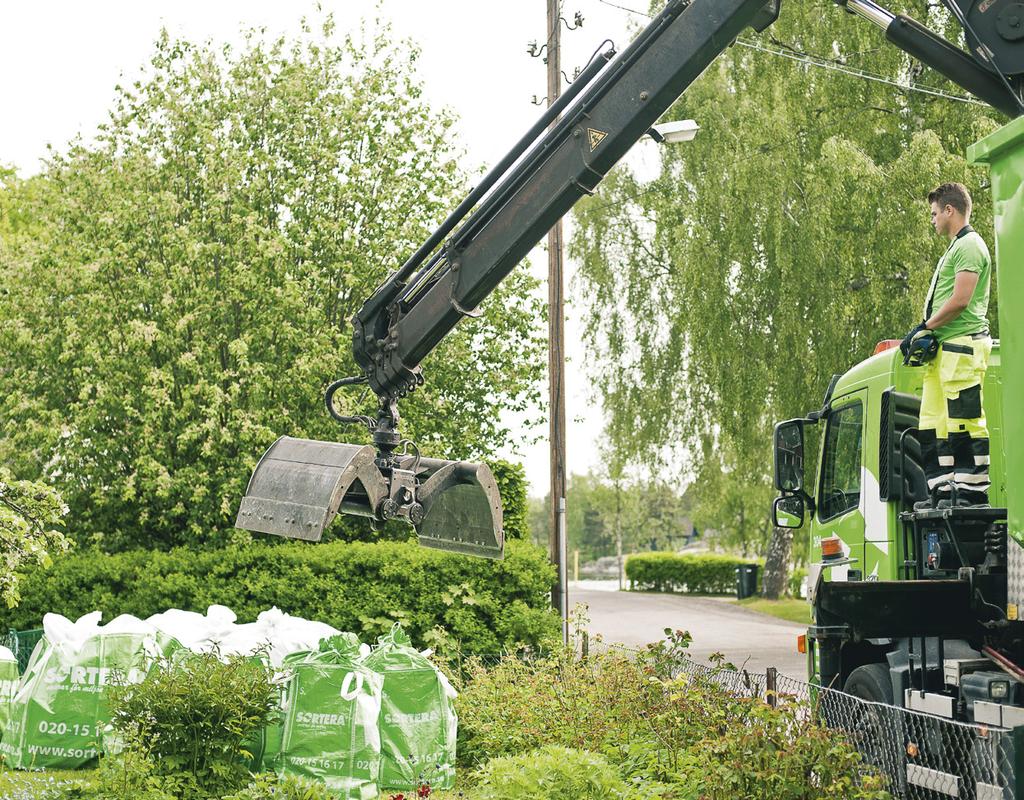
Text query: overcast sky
1 0 659 495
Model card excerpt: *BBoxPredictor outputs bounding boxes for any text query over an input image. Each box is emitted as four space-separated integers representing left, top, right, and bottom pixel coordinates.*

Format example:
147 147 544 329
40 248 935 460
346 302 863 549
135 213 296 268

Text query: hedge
2 538 558 655
490 460 529 542
625 552 762 595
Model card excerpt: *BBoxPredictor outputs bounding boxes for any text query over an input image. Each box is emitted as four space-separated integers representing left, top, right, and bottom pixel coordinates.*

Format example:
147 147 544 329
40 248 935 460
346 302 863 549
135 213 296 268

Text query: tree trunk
761 525 793 600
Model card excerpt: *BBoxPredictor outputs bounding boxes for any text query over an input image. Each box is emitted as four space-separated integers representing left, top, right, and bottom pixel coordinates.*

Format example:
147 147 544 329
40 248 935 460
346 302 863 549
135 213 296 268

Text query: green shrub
0 769 100 800
457 628 703 778
675 693 891 799
490 460 529 540
104 651 278 800
3 539 558 654
625 552 761 594
457 632 891 800
788 567 808 597
222 774 335 800
474 746 628 800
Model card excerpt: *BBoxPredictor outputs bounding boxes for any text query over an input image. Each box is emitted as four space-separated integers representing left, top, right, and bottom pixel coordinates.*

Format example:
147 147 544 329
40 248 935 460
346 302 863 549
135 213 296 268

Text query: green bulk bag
0 646 19 744
276 634 383 800
0 615 172 770
254 669 290 771
362 624 458 791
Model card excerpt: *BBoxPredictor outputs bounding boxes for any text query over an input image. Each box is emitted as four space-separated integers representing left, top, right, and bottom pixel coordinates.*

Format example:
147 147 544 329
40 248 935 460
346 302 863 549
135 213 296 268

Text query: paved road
573 585 808 680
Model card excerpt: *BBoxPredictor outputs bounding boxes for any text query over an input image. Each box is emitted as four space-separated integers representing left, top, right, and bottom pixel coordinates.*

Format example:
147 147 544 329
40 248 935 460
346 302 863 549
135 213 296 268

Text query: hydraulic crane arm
840 0 1023 117
237 0 1024 560
351 0 782 410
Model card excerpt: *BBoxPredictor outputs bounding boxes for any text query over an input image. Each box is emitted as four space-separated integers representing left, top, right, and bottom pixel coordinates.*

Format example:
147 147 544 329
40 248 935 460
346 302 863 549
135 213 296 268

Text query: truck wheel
839 663 900 782
844 663 894 704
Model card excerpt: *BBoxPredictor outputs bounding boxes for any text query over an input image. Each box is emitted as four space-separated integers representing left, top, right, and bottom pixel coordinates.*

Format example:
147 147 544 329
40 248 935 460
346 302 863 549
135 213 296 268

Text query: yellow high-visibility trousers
919 333 992 503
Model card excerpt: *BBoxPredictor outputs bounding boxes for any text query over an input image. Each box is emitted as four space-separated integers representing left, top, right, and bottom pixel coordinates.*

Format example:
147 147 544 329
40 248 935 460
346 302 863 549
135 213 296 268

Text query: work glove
903 326 938 367
899 321 928 360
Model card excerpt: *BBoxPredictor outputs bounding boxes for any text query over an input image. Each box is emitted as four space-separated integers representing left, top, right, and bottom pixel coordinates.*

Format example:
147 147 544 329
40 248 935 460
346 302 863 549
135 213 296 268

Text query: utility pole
546 0 568 641
615 479 624 591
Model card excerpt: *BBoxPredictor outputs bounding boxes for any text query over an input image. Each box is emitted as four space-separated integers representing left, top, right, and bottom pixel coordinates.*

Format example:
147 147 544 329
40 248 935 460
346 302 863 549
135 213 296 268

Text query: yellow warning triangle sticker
587 128 608 151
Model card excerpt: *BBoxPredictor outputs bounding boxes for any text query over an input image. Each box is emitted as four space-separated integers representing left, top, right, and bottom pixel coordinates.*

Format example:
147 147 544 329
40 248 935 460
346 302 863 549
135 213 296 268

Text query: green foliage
473 746 628 800
531 472 695 562
0 468 70 607
625 552 759 594
104 651 277 799
735 597 810 625
0 19 544 552
788 567 808 598
674 693 890 799
457 629 889 799
3 539 558 654
0 768 99 799
82 736 177 800
571 0 1000 560
222 774 335 800
457 646 654 769
490 461 528 540
43 653 277 800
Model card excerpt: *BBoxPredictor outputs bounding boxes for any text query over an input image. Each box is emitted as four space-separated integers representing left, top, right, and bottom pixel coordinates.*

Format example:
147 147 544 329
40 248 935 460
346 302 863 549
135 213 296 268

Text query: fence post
766 666 778 708
1013 724 1024 800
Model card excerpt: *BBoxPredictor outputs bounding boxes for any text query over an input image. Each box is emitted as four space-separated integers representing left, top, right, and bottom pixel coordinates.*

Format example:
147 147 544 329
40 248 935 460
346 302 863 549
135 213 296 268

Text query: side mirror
773 419 805 492
772 494 805 529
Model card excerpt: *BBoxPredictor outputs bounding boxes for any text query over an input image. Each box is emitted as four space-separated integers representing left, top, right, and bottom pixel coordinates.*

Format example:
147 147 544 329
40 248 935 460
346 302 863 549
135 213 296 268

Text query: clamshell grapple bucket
236 436 504 559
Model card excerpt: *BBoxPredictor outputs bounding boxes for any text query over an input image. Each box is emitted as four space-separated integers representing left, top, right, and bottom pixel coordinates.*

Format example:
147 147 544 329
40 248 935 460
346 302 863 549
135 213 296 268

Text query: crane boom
237 0 1024 560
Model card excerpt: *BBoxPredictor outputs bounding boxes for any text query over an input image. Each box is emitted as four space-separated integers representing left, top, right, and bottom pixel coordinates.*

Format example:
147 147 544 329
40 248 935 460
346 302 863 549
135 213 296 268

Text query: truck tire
844 663 894 704
839 663 901 782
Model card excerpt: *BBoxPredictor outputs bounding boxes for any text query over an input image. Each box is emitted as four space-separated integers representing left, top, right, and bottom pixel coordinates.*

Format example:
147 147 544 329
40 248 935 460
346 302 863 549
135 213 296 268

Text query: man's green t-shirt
923 226 991 342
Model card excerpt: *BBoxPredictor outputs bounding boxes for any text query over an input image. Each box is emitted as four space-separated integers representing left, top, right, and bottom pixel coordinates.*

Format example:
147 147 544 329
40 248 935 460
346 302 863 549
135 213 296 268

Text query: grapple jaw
235 436 504 559
414 459 504 558
235 437 388 541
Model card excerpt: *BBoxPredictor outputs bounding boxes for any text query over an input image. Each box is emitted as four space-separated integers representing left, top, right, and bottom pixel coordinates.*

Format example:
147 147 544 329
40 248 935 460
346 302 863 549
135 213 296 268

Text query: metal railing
676 658 1023 799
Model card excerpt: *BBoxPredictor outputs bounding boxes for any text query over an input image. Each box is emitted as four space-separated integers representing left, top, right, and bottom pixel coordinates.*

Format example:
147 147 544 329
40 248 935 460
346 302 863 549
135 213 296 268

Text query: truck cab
772 339 1022 725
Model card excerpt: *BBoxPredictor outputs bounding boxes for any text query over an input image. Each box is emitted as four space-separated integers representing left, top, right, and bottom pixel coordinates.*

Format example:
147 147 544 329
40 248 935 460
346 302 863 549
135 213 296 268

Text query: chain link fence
0 629 43 673
675 657 1023 799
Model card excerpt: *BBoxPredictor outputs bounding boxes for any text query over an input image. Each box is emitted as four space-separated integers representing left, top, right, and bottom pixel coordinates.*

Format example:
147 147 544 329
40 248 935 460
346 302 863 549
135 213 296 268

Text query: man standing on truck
900 182 993 508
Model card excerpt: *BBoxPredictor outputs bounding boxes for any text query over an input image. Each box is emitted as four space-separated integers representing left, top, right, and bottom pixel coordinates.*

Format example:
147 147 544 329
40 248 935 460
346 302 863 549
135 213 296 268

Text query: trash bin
736 564 759 599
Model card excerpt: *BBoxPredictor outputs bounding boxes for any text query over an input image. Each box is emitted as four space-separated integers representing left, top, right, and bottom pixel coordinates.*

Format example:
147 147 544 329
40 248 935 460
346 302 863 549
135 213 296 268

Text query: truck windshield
819 401 864 521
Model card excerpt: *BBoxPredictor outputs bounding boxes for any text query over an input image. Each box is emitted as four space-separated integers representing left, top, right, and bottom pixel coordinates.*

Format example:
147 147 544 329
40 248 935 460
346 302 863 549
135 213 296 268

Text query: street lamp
648 119 699 144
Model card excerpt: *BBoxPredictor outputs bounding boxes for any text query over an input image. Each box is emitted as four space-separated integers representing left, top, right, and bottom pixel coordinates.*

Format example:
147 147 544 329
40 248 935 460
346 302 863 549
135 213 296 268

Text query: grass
735 596 811 625
0 768 467 799
0 767 92 797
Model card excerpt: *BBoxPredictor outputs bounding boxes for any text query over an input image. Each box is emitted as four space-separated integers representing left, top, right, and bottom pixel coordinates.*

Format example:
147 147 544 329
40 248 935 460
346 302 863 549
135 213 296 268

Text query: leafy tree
571 0 999 587
0 20 544 551
531 470 694 564
0 470 69 607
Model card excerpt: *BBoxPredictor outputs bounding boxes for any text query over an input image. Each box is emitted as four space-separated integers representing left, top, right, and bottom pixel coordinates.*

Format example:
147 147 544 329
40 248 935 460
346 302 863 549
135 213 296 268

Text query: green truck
772 116 1024 729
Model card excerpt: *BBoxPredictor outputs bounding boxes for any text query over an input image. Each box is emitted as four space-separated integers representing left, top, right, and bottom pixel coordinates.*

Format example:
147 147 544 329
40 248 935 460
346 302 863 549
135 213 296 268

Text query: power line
580 99 915 216
733 38 985 106
596 0 986 106
597 0 651 16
